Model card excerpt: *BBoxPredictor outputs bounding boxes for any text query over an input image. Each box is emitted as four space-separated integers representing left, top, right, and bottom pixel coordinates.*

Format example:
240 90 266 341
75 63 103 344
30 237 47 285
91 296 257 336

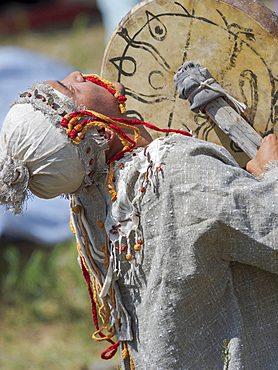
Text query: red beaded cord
61 108 192 165
61 110 138 162
61 71 192 167
61 77 192 202
108 117 192 163
115 244 128 252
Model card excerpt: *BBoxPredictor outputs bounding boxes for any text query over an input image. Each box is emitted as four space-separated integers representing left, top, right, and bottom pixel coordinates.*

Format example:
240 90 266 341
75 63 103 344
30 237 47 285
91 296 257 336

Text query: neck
106 122 153 162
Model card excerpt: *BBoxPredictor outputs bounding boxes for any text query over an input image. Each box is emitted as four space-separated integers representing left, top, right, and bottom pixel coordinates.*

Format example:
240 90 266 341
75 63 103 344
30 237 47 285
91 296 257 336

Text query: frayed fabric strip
0 154 30 214
174 61 246 114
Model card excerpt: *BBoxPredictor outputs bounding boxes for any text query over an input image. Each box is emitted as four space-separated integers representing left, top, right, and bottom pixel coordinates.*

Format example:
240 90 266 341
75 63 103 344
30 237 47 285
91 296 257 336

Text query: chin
113 82 125 96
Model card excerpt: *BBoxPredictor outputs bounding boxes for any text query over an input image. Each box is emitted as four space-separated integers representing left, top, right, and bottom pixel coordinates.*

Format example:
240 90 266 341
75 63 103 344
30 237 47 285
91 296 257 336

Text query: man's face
45 71 125 118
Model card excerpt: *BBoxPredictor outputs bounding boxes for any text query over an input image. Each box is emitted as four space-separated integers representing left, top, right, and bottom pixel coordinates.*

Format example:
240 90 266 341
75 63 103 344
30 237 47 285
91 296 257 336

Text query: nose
75 71 86 82
62 71 85 84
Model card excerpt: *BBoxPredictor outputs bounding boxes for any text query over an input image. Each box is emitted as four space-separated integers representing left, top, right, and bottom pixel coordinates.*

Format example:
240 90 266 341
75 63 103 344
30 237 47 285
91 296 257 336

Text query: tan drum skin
101 0 278 166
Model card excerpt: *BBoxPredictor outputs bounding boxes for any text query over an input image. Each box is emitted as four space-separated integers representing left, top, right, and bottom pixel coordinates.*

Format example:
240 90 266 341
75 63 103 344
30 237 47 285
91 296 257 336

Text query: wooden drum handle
205 97 262 159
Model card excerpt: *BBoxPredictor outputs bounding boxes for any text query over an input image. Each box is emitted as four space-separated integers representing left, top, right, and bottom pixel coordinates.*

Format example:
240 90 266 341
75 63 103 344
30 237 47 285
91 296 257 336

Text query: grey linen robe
77 134 278 370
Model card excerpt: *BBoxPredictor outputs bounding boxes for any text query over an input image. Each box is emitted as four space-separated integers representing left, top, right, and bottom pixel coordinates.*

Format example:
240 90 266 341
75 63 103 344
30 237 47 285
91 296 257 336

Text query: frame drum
102 0 278 166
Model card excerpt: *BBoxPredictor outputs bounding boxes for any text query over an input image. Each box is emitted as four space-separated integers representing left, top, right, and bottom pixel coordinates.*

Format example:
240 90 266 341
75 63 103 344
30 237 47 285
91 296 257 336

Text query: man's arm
169 135 278 274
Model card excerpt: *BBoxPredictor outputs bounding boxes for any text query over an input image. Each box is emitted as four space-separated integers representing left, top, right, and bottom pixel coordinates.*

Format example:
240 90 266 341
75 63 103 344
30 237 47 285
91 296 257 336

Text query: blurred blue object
96 0 141 43
0 46 74 246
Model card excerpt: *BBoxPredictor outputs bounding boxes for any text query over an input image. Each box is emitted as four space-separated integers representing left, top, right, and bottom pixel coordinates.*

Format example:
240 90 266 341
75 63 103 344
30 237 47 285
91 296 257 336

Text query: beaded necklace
61 74 192 200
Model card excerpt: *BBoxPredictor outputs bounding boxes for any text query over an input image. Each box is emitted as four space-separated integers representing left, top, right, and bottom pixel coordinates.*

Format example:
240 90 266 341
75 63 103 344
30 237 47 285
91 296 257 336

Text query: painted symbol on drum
107 1 278 156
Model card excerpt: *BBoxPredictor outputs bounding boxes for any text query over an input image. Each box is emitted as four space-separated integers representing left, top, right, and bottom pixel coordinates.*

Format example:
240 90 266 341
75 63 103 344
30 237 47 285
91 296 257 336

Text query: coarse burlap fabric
174 61 225 113
0 81 108 215
0 104 85 202
78 134 278 369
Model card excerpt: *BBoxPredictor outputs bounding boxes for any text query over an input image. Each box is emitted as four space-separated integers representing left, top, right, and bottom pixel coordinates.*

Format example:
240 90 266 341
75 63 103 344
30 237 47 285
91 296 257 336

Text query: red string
64 111 134 144
112 116 192 137
84 75 115 94
107 116 192 163
80 258 119 360
62 110 192 164
101 342 120 360
80 258 99 329
61 110 137 161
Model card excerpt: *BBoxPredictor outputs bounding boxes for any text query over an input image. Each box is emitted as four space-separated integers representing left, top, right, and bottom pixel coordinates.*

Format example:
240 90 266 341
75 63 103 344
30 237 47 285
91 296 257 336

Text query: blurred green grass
0 241 120 370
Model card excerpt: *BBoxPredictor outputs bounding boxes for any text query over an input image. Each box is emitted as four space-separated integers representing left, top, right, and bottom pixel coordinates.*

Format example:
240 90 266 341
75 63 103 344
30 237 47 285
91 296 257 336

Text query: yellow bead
126 254 133 261
74 123 83 132
64 114 71 121
69 117 79 126
134 244 142 251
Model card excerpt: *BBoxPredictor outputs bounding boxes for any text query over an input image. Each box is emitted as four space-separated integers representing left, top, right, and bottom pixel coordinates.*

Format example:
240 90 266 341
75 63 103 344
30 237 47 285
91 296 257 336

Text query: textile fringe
70 204 120 359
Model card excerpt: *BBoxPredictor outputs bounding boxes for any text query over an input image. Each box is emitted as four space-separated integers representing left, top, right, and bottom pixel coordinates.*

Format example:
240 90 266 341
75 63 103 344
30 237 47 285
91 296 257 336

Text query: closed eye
56 81 70 91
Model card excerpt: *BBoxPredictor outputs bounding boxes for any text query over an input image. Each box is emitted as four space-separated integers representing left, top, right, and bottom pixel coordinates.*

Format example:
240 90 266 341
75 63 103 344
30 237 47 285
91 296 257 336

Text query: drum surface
101 0 278 166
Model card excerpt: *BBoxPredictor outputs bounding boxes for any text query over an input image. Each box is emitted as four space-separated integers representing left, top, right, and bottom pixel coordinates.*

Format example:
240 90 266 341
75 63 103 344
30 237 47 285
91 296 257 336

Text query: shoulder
146 134 257 188
158 134 240 168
